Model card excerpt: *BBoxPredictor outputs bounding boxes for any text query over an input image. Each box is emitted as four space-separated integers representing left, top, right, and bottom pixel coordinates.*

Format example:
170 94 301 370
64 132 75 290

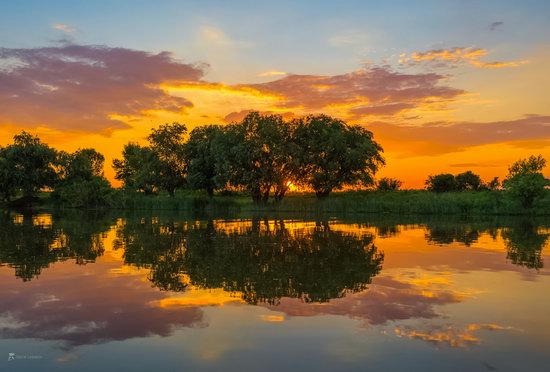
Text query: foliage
113 143 160 195
54 148 114 207
292 114 384 198
147 123 187 196
425 173 457 192
455 171 482 191
219 112 298 203
376 177 402 191
184 125 225 197
503 155 549 208
0 131 57 198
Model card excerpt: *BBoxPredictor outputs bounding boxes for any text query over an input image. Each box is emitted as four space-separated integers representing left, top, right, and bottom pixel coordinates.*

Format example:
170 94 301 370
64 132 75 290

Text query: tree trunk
206 187 214 198
315 189 331 199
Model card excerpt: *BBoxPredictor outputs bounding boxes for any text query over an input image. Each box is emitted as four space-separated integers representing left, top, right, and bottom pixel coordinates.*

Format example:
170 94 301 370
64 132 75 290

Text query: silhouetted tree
293 115 384 198
376 177 402 191
456 171 482 191
425 173 457 192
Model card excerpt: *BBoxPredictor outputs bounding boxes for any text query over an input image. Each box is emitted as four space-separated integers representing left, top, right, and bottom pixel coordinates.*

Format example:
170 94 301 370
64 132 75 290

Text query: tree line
0 111 548 208
0 112 385 205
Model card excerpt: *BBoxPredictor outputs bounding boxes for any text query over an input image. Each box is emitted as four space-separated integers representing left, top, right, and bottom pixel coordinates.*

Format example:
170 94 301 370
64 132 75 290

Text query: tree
147 123 187 196
0 147 17 202
487 177 500 190
455 171 482 191
219 112 298 203
184 125 225 197
293 115 384 198
503 155 549 208
376 177 402 191
425 173 457 192
53 148 114 207
1 132 57 198
113 143 159 195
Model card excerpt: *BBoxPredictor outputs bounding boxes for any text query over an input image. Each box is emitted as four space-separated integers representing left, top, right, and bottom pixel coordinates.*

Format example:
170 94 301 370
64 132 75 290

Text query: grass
34 189 550 216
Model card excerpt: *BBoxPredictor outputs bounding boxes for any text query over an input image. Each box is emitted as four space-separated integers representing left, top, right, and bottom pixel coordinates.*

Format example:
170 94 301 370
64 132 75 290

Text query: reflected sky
0 212 549 371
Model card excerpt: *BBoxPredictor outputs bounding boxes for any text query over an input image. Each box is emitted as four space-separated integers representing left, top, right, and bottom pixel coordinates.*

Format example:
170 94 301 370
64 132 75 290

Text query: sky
1 0 549 187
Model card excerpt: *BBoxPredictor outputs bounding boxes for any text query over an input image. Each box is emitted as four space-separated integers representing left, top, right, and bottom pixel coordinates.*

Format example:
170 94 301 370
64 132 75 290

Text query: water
1 211 549 371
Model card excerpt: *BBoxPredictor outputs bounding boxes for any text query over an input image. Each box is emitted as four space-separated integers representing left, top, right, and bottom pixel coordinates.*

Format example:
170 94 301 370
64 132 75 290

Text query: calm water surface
1 211 549 371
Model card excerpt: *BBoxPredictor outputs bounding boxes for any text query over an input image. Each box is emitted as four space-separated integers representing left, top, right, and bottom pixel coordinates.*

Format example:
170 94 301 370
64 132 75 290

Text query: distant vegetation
0 111 549 213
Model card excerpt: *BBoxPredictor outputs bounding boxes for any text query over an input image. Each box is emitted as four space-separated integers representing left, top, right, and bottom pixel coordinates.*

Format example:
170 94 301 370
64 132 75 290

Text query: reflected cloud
395 323 513 347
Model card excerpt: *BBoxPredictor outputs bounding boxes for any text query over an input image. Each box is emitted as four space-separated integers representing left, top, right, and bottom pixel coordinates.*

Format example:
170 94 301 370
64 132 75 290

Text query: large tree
455 171 482 191
293 115 384 198
1 132 57 199
219 112 298 202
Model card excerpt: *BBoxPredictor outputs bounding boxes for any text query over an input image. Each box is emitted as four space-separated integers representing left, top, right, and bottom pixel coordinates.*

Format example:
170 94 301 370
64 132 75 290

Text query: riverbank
14 189 550 216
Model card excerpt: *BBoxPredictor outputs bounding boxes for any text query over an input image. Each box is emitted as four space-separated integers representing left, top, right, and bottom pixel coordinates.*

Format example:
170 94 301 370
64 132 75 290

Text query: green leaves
503 155 550 208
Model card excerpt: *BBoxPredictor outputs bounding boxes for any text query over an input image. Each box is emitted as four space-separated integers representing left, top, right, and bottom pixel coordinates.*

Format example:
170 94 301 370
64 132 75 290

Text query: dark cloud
0 44 206 133
367 115 550 155
241 67 464 115
490 21 504 31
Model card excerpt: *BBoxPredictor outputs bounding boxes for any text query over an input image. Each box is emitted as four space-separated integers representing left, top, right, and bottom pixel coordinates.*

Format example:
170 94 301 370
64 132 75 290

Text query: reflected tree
0 211 111 280
116 218 384 304
502 219 548 270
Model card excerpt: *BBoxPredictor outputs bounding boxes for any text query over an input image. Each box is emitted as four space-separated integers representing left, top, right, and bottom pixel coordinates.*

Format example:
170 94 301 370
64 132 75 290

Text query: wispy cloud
400 47 527 69
198 25 253 49
489 21 504 31
52 23 77 34
257 70 287 77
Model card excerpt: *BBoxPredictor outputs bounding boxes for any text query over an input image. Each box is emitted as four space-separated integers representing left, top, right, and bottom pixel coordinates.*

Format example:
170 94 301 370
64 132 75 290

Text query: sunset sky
1 0 549 188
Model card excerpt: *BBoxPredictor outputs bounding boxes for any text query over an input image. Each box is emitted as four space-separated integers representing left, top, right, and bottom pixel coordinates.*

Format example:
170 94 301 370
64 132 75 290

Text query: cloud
198 26 253 49
52 23 76 34
490 21 504 31
241 66 464 117
257 70 288 77
400 47 527 69
0 44 206 133
328 31 370 47
395 323 512 348
367 115 550 156
223 109 295 123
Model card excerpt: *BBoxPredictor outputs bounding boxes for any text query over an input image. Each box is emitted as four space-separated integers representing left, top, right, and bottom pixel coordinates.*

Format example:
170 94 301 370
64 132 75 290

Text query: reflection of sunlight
259 314 285 322
158 287 243 308
32 214 53 228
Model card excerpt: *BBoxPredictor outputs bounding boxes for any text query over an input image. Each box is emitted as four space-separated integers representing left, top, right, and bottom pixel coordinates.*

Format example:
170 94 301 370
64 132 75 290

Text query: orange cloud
367 115 550 156
401 47 527 69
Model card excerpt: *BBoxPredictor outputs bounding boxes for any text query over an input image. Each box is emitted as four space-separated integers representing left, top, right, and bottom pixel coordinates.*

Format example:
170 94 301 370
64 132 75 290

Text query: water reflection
115 218 384 304
0 211 111 281
0 211 548 364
